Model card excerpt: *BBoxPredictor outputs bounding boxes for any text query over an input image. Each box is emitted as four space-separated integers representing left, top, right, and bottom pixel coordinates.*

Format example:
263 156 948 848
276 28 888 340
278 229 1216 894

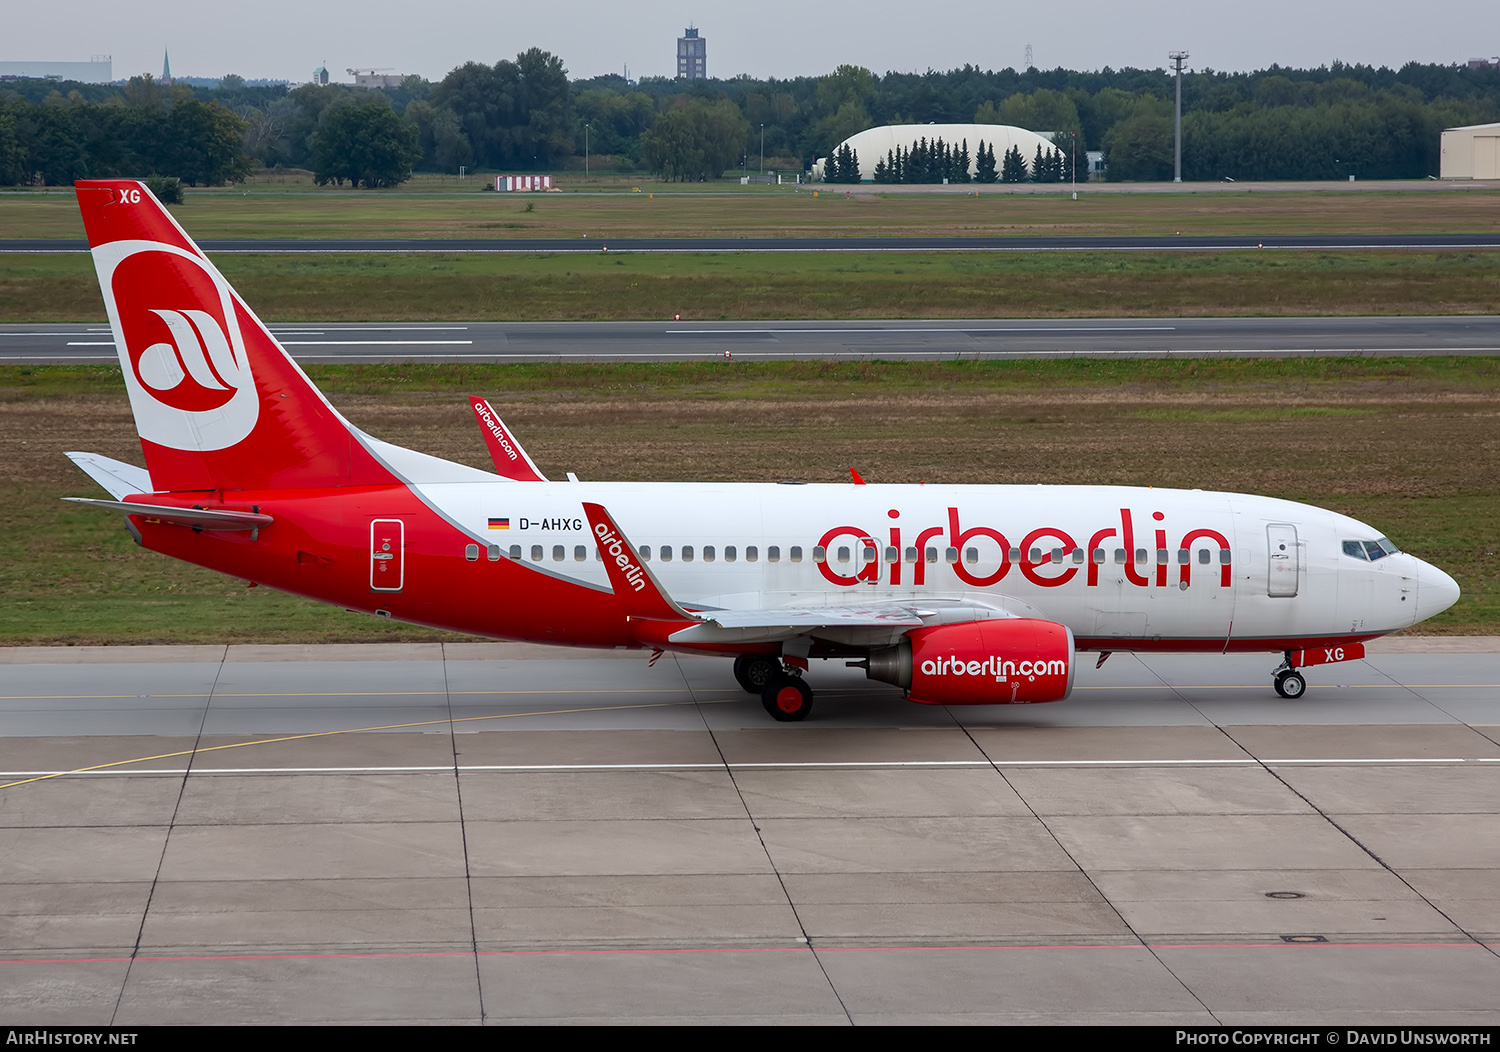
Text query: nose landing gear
1273 667 1307 698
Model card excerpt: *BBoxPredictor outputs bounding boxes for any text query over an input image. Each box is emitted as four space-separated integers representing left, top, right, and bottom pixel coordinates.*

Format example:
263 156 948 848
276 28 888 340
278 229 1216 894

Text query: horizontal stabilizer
63 497 273 531
64 452 154 500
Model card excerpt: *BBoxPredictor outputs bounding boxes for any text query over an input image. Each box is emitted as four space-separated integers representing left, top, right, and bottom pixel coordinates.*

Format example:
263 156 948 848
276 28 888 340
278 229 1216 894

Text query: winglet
582 502 697 622
850 468 866 485
468 397 549 481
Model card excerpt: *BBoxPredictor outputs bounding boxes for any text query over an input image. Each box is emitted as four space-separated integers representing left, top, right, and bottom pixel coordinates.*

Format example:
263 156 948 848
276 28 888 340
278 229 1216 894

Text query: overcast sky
10 1 1499 85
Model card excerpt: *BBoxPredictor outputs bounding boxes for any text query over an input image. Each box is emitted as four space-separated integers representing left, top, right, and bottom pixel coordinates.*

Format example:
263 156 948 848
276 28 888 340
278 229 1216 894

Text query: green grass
2 358 1496 644
5 183 1500 240
5 250 1500 323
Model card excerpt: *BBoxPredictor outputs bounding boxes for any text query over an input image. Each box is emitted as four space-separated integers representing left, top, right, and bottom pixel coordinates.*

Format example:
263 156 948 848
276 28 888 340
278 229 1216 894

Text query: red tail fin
75 180 396 493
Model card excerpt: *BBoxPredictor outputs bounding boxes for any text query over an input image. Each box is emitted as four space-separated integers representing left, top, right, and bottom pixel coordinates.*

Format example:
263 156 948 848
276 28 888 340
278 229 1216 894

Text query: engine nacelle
864 618 1076 705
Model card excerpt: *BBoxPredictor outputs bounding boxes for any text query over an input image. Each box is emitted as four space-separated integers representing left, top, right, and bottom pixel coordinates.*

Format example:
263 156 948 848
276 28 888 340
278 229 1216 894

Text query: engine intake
864 618 1076 705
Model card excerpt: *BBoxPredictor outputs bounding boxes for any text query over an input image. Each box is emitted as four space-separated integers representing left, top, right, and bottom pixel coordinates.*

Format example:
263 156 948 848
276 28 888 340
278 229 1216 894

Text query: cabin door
1267 523 1298 598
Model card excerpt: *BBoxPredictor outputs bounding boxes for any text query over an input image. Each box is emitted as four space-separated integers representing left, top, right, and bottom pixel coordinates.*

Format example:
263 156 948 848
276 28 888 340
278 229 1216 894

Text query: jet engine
863 618 1076 705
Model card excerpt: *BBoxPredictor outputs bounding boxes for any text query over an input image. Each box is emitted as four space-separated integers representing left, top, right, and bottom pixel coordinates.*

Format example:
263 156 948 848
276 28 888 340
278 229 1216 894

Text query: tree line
1 56 1495 187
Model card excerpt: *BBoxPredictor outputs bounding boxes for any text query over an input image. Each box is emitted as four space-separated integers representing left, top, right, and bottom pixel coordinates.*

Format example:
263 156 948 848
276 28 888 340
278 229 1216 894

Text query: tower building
677 26 706 80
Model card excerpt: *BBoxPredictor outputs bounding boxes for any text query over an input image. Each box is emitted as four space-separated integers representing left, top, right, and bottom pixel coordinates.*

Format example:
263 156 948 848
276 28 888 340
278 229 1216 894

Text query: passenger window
552 545 565 562
531 545 543 561
682 545 695 562
1092 549 1105 564
488 545 501 561
790 546 803 562
640 545 651 560
1220 550 1232 564
1028 548 1041 562
768 546 780 562
886 546 899 562
660 545 673 562
863 546 877 564
1052 548 1063 564
966 547 979 564
1114 549 1126 564
945 547 959 564
1136 549 1148 564
746 546 758 562
508 545 521 560
925 547 938 563
1199 548 1212 564
1156 549 1168 564
811 546 825 563
1008 547 1021 561
837 546 850 563
725 546 736 562
574 546 587 561
1070 549 1084 564
703 546 716 562
465 543 479 561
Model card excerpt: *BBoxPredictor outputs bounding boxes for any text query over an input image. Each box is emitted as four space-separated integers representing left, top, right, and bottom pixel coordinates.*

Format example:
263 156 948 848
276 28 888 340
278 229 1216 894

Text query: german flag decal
488 517 510 530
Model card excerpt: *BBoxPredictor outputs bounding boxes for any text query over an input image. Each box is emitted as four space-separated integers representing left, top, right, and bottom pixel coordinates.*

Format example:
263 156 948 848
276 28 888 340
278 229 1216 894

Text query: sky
9 1 1499 85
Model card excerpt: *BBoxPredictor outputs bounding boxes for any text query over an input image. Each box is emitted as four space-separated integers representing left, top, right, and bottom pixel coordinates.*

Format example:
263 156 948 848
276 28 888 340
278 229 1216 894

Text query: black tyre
733 655 780 695
1274 670 1307 699
760 675 814 722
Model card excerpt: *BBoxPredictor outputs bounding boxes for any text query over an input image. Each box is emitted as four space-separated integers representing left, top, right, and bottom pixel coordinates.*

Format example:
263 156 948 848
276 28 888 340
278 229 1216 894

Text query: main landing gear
733 655 815 722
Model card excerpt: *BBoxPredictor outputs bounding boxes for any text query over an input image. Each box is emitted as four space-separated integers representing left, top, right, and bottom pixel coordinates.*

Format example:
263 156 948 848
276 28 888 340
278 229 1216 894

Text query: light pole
584 123 591 180
1169 50 1189 183
760 124 765 176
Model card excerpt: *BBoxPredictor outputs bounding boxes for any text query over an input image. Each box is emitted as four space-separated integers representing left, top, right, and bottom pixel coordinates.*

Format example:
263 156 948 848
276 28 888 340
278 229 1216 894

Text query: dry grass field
1 359 1494 644
4 251 1499 323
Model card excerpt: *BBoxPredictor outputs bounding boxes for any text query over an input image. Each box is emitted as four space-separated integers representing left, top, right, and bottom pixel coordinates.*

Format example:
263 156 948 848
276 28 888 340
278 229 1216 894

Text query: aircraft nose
1413 560 1461 625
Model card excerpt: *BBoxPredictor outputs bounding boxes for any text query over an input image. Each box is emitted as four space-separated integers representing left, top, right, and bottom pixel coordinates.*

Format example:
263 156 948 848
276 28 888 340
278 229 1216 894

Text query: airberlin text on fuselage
818 507 1232 589
593 522 648 592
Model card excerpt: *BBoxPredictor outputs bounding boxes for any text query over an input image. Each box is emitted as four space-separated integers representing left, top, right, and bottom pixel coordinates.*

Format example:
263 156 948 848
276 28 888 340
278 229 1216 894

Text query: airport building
1440 122 1500 179
677 26 706 80
0 57 113 83
813 123 1063 182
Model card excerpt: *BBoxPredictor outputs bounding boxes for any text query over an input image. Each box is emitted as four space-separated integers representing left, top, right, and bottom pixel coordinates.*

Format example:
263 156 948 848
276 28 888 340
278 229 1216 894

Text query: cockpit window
1345 538 1401 562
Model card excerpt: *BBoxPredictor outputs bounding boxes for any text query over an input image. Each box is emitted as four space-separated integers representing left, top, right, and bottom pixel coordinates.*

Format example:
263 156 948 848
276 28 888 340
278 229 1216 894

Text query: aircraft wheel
1274 670 1306 699
761 676 814 722
733 655 780 695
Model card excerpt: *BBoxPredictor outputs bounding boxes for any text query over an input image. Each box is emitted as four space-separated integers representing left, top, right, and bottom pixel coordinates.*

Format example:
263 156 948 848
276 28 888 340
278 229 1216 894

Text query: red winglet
582 502 696 622
850 468 867 485
468 397 549 481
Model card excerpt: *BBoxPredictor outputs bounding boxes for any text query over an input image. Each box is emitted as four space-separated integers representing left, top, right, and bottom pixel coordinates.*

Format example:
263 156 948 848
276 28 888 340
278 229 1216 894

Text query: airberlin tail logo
133 307 247 412
98 241 260 451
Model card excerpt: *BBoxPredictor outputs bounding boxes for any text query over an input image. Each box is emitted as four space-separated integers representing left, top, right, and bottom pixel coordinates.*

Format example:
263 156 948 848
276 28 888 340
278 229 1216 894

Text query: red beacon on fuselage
64 180 1461 722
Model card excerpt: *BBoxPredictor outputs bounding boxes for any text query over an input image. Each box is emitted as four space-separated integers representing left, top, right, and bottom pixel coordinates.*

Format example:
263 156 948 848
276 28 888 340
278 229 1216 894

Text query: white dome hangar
814 123 1063 182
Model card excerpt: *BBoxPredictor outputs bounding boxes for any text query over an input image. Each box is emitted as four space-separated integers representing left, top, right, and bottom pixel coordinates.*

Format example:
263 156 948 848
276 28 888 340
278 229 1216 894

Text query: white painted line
665 326 1179 335
278 340 475 347
5 757 1495 777
65 342 116 346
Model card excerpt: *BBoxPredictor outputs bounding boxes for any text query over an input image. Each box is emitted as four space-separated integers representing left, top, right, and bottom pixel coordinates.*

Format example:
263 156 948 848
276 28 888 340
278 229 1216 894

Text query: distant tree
1102 109 1174 180
640 98 748 181
166 99 251 185
826 142 860 182
312 99 421 188
1000 144 1027 183
974 140 998 183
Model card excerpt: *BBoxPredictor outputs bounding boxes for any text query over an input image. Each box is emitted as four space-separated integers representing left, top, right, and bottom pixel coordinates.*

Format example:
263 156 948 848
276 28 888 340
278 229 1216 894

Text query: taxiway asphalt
5 315 1500 365
1 640 1497 1024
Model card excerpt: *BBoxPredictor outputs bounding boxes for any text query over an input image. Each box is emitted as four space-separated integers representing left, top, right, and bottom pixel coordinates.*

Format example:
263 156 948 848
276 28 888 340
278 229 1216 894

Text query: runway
6 315 1500 365
1 640 1497 1024
8 232 1500 255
